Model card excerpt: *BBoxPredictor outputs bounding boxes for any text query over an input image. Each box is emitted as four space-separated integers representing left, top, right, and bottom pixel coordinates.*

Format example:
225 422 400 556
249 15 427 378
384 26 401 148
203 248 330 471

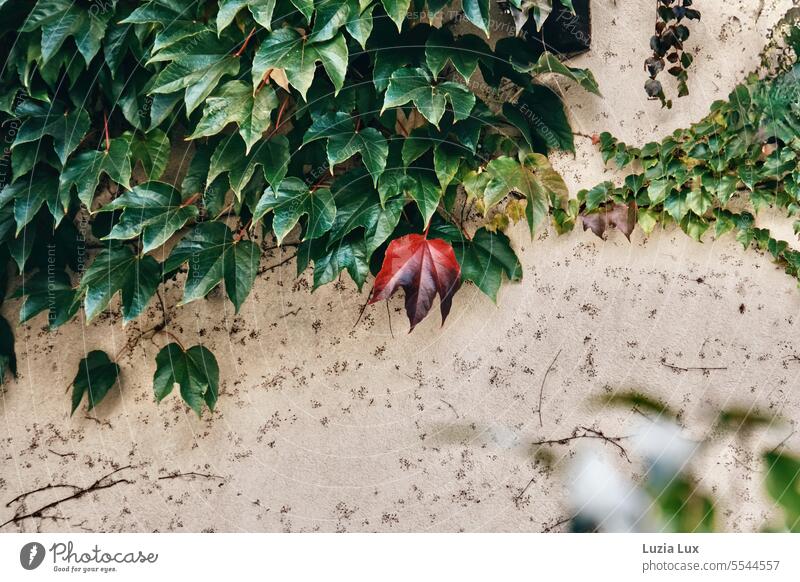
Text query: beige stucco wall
1 0 799 532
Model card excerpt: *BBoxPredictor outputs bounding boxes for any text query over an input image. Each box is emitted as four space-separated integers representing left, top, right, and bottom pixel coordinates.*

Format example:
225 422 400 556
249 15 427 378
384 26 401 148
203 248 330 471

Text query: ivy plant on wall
645 0 700 108
580 50 800 283
0 0 598 415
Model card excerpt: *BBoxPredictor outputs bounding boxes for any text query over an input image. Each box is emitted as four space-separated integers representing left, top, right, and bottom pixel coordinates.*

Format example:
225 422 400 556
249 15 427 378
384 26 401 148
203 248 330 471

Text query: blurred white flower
568 449 653 532
631 417 699 483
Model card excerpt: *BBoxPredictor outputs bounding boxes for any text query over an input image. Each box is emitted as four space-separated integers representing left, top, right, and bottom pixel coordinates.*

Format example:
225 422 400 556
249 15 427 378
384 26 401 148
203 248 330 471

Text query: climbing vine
580 28 800 285
644 0 700 108
0 0 598 414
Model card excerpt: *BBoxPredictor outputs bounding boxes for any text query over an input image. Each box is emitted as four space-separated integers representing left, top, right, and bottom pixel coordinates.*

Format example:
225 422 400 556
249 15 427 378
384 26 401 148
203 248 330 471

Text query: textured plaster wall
1 0 799 533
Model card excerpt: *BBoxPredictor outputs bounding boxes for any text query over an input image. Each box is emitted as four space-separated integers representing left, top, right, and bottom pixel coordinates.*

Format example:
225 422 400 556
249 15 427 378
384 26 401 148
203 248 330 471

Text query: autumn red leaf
369 233 461 331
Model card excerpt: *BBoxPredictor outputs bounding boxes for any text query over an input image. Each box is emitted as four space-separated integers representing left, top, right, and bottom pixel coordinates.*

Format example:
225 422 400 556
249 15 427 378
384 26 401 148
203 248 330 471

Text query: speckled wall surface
1 0 799 532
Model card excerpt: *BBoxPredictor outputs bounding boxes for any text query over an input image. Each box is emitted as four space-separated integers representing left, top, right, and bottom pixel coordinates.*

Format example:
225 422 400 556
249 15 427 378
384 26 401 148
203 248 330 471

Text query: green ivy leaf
481 154 568 236
307 234 370 290
12 100 90 165
12 270 79 329
153 342 219 416
381 0 412 31
22 0 112 65
303 112 388 185
188 81 278 154
680 212 710 242
290 0 314 22
702 173 738 204
401 127 434 167
346 2 375 48
0 172 67 231
164 221 260 312
127 129 171 180
523 52 601 95
686 186 713 216
425 28 488 80
80 245 161 323
217 0 276 32
462 0 490 36
433 143 461 193
98 182 200 254
59 137 133 208
504 86 575 152
207 135 289 198
180 141 229 217
253 177 336 243
647 177 673 206
578 182 614 212
251 28 348 99
327 169 405 256
453 227 522 302
8 228 34 272
383 68 475 128
637 208 659 235
121 1 207 54
149 31 240 115
664 189 690 222
403 170 441 228
71 350 121 415
309 0 352 43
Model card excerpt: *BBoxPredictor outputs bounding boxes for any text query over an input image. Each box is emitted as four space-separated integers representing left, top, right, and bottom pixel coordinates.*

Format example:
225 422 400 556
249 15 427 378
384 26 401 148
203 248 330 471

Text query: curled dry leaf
581 201 638 240
369 233 461 331
395 108 426 138
261 67 290 92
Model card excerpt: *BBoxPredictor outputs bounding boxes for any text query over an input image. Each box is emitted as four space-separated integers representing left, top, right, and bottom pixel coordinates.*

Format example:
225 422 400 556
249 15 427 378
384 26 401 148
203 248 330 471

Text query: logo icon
20 542 45 570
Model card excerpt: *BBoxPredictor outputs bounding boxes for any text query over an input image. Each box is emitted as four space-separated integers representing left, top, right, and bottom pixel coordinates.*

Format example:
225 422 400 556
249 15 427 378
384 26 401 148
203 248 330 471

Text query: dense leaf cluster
644 0 700 107
578 57 800 284
0 0 597 414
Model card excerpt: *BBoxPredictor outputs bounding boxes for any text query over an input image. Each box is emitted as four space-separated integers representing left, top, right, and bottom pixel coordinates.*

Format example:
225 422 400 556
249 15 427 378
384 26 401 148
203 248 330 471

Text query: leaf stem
181 192 202 208
161 330 186 352
309 171 332 192
234 27 256 57
235 218 253 241
103 112 110 153
256 72 269 93
268 96 290 138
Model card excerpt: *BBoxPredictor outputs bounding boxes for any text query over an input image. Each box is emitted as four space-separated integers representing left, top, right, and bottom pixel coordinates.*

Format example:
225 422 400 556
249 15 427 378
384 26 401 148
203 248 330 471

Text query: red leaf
369 234 461 331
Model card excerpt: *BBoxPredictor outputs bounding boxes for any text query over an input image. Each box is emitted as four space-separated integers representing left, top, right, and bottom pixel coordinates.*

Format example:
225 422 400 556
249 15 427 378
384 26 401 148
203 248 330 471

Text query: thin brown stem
181 192 202 208
660 360 727 372
267 96 290 138
234 27 256 57
1 466 137 529
160 330 186 351
537 348 562 428
103 112 110 153
532 427 631 462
